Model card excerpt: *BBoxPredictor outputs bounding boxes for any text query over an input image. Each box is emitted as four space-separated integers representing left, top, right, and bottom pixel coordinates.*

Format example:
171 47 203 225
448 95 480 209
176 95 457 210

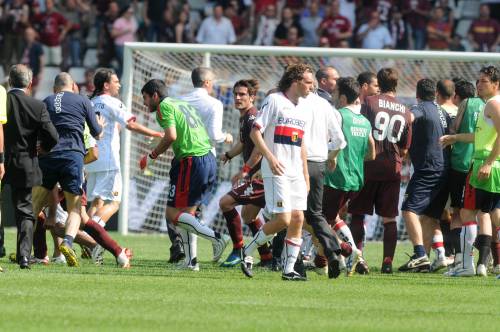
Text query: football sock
283 237 302 274
314 254 328 268
223 209 243 249
167 220 181 244
33 213 47 259
432 234 445 260
179 228 197 264
176 212 218 242
414 245 426 258
383 221 397 260
450 228 461 255
492 241 500 266
91 215 106 228
83 220 122 257
333 220 356 252
460 221 477 269
476 234 492 266
247 218 263 235
349 214 365 250
440 219 453 257
244 228 274 257
63 235 74 248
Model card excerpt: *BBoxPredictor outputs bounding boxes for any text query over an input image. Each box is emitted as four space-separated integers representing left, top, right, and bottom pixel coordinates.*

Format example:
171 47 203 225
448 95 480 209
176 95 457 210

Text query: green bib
324 107 371 191
451 97 484 173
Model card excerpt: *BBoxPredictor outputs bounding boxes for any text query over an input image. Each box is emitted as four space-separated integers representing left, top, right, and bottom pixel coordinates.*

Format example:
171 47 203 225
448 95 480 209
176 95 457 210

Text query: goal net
120 43 500 240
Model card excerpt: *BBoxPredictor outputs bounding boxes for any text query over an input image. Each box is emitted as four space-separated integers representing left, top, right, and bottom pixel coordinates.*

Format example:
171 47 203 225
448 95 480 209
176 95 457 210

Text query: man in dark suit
3 64 58 269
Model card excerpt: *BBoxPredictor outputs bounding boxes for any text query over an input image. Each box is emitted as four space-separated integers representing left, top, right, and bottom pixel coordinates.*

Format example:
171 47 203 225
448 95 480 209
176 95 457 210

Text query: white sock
176 212 217 243
179 228 197 265
243 228 274 256
283 237 303 274
461 221 477 269
432 234 445 260
334 220 356 250
92 215 106 228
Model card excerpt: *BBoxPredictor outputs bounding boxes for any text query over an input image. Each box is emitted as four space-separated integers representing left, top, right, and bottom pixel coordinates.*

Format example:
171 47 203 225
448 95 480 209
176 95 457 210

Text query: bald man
316 66 340 105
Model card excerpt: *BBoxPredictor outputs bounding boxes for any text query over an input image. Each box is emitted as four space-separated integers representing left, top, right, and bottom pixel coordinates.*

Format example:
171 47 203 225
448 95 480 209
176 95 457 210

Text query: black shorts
322 186 358 224
448 168 468 208
228 179 265 208
39 151 84 195
401 170 448 219
348 179 401 218
463 172 500 213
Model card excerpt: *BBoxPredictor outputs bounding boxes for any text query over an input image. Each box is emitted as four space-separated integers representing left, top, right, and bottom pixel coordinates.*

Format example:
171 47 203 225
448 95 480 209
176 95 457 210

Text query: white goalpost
119 42 500 236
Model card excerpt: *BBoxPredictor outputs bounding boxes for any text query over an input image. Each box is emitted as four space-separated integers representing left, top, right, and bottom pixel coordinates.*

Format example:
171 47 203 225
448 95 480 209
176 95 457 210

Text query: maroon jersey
362 94 412 181
239 106 261 173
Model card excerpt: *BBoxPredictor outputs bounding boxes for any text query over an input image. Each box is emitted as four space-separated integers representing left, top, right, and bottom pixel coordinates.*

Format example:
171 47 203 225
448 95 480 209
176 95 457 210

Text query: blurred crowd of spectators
1 0 499 88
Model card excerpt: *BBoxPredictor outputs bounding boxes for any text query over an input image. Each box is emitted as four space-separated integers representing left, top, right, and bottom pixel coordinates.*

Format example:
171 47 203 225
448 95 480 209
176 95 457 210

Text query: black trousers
304 160 340 259
10 187 35 260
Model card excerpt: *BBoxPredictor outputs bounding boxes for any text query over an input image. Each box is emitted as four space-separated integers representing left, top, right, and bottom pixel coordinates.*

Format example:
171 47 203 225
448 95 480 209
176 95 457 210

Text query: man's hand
220 152 231 165
224 133 233 144
96 114 106 139
267 154 285 176
439 134 456 148
139 151 158 170
231 171 244 186
327 157 337 171
477 162 492 181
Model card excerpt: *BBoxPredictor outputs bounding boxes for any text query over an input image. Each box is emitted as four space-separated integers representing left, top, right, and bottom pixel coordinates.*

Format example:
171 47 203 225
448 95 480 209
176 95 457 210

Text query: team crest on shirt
291 131 299 142
113 191 119 196
277 201 283 207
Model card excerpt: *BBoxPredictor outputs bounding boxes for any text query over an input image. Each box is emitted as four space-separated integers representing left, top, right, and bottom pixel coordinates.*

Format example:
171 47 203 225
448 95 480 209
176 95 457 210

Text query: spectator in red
402 0 432 50
32 0 72 67
434 0 456 27
273 6 303 45
111 5 137 77
317 0 352 47
20 26 44 95
426 7 451 50
285 0 306 16
1 0 30 72
253 4 278 46
252 0 278 17
225 3 249 44
468 4 500 52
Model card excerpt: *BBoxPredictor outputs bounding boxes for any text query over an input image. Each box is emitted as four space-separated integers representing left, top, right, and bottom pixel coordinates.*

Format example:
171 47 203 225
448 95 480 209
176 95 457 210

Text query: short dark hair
357 71 376 86
436 79 455 99
91 68 116 98
337 77 360 104
455 80 475 100
277 63 314 92
315 66 337 82
141 79 168 100
479 65 500 83
377 68 398 93
416 78 436 101
233 79 259 96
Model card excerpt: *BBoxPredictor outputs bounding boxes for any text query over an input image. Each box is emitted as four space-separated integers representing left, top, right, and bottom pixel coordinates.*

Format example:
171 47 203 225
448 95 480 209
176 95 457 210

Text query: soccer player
398 78 451 273
32 72 132 268
441 80 481 275
322 77 375 276
85 68 163 229
219 79 272 267
440 66 500 277
437 79 458 119
140 79 230 271
315 66 340 105
303 87 347 278
348 68 412 274
240 63 313 281
357 71 379 104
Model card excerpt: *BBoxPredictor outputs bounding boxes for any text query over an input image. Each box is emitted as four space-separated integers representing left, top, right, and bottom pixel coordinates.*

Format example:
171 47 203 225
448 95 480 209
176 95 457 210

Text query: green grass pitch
1 227 499 332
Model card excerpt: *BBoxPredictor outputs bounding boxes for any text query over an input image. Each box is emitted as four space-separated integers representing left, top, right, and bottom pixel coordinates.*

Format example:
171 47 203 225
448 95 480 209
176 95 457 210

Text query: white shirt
254 16 278 46
85 94 135 173
304 93 346 162
196 16 236 44
254 92 309 178
358 24 393 49
179 88 226 153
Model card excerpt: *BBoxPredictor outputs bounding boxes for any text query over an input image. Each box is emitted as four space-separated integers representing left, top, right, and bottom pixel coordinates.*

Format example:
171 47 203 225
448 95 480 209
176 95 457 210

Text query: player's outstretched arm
250 126 284 176
440 133 475 147
139 127 176 171
126 120 163 137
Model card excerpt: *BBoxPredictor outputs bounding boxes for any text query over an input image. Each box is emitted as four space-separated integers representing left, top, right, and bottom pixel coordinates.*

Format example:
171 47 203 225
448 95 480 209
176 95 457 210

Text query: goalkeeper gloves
139 150 158 170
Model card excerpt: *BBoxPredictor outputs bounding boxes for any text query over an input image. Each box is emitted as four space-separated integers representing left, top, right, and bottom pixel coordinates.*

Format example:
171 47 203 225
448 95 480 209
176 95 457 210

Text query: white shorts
86 170 122 202
42 45 62 66
45 204 69 225
263 176 307 214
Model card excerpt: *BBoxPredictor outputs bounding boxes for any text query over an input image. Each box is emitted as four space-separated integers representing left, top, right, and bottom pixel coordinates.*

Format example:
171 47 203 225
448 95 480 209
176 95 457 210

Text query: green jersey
451 97 484 173
470 95 500 193
156 97 211 159
324 106 372 191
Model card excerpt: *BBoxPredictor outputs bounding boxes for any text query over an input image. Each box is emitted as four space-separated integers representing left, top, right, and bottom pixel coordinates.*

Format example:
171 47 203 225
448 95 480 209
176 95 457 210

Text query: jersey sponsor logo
350 126 369 137
277 116 306 128
273 125 304 146
54 92 64 113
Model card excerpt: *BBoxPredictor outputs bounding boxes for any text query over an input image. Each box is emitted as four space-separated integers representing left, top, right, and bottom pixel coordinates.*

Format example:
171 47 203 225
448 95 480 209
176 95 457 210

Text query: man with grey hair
316 66 340 105
3 64 58 269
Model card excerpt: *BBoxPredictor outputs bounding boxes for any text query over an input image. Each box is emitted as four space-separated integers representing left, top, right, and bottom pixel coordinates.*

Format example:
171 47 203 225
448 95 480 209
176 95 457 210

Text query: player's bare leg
88 199 119 227
399 210 430 272
58 192 82 266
